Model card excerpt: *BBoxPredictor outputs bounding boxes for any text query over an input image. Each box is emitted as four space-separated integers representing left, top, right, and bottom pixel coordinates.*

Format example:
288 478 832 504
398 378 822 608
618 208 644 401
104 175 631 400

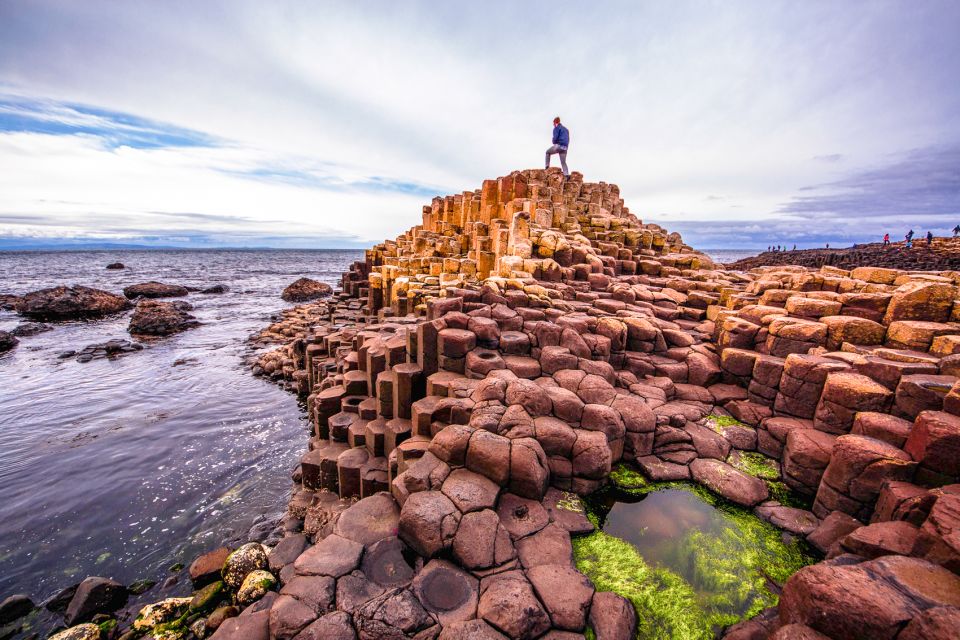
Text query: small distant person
906 229 914 242
792 244 796 250
905 238 913 249
826 243 830 249
545 117 570 178
927 231 933 246
883 233 890 246
954 224 959 237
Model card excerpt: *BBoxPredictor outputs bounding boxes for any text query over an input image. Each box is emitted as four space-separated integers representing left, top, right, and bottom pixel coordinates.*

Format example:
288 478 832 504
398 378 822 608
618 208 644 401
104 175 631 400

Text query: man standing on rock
545 117 570 179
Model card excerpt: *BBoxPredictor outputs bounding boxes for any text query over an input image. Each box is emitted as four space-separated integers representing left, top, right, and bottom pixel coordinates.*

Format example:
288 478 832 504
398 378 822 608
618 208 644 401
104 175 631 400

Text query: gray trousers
545 144 568 176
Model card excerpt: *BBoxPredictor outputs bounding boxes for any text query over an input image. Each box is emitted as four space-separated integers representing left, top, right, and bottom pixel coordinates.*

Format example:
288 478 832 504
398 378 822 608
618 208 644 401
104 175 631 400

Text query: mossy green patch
577 470 816 639
706 414 750 431
573 529 716 640
728 452 779 480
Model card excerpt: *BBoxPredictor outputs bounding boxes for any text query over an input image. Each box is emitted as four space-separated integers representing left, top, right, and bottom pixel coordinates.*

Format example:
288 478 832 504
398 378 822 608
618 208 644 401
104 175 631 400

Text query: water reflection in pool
575 482 817 640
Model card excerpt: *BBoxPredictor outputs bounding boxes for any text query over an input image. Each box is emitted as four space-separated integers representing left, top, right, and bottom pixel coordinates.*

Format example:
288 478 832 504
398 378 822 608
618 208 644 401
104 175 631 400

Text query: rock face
128 299 199 336
122 281 189 299
15 285 131 320
229 168 960 640
282 278 333 302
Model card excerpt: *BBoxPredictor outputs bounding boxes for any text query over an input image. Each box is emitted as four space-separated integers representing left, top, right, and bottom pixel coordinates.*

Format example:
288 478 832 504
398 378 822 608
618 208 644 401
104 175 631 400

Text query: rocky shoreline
726 237 960 272
5 169 960 639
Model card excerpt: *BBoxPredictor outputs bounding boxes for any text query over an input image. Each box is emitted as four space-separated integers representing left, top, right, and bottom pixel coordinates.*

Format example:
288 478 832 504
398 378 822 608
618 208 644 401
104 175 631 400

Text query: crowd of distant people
768 226 959 253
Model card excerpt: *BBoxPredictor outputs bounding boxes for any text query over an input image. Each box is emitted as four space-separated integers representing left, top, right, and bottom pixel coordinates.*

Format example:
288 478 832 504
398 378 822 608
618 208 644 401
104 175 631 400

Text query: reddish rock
293 534 363 578
291 611 356 640
441 468 500 513
281 278 332 302
850 412 912 448
782 429 836 495
838 520 920 559
690 459 769 507
16 285 131 320
588 591 636 640
190 547 233 586
496 493 549 539
807 510 863 554
128 299 199 335
397 490 460 558
452 509 515 570
122 281 189 299
437 620 508 640
898 606 960 640
466 429 511 486
904 410 960 481
478 570 551 640
516 522 574 568
509 437 550 499
269 594 317 640
411 559 479 626
527 564 594 631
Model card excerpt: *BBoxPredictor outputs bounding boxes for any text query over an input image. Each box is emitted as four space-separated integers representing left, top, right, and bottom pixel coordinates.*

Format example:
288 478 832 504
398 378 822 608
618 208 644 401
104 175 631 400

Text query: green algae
577 465 816 639
727 452 779 481
706 414 750 431
573 529 716 640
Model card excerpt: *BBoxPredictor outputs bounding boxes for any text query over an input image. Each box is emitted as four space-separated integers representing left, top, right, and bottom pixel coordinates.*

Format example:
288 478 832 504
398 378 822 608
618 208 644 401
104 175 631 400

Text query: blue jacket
552 124 569 147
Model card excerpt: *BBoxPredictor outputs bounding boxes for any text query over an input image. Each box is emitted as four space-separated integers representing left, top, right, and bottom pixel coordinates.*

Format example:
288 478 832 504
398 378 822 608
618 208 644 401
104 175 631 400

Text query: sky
0 0 958 250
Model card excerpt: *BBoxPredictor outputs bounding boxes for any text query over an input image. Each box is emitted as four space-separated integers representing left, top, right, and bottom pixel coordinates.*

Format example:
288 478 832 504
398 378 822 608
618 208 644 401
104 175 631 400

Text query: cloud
0 1 958 248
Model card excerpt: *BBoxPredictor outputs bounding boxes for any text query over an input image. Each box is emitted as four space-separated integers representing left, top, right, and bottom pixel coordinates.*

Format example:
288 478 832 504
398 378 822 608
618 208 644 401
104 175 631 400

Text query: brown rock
904 411 960 480
527 564 594 631
190 547 233 586
478 570 551 640
838 520 920 559
689 458 769 507
281 278 332 302
397 490 461 557
293 534 363 578
411 559 479 626
122 281 189 299
128 299 199 335
333 493 400 546
807 510 863 554
16 285 131 320
588 591 636 640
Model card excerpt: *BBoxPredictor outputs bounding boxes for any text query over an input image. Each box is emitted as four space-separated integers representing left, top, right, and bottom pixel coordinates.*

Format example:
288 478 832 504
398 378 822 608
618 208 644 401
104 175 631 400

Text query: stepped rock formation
111 168 960 640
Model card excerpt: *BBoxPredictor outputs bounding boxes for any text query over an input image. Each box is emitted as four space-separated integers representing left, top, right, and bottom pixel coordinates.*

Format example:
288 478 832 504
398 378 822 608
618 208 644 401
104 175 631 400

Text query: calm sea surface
0 249 360 609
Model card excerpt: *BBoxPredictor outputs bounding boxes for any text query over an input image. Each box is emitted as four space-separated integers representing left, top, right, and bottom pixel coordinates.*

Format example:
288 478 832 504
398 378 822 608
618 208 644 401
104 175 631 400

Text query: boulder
15 285 131 320
353 588 433 639
0 594 33 625
105 262 124 269
237 569 277 606
48 624 102 640
689 458 769 507
291 611 356 640
222 543 269 589
0 331 17 353
898 606 960 640
128 299 199 335
122 281 189 299
189 546 233 586
452 509 515 569
281 278 333 302
526 563 594 631
411 559 480 626
10 321 52 337
904 411 960 481
64 576 128 625
333 493 400 546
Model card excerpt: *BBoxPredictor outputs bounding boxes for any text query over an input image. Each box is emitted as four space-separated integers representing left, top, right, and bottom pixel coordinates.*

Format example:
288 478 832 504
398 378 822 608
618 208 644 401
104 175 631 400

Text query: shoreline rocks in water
128 300 200 336
123 281 190 299
106 262 125 270
11 321 53 337
0 331 18 354
281 277 333 302
14 285 131 321
36 168 960 640
60 339 144 362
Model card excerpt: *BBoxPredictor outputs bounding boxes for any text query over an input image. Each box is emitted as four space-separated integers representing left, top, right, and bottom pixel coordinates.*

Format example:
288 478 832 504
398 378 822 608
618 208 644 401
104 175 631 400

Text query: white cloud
0 0 957 247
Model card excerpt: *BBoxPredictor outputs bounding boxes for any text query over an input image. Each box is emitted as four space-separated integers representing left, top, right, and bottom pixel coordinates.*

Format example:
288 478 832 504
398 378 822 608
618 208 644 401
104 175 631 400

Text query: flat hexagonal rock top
496 493 549 539
361 537 416 588
411 559 479 626
527 563 595 631
333 493 400 546
689 458 769 507
293 534 363 578
478 570 551 640
441 468 501 513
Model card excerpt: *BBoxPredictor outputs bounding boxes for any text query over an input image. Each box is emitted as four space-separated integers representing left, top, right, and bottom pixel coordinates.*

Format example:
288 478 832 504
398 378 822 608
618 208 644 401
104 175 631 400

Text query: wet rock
411 559 479 625
0 595 33 625
72 338 144 362
222 543 269 589
64 576 128 625
133 597 192 630
190 547 234 586
208 606 269 640
128 299 199 335
105 262 124 269
588 591 636 640
527 564 594 630
190 581 225 612
49 624 102 640
292 610 356 640
336 570 386 613
16 285 131 320
123 281 189 299
45 583 80 613
201 284 229 294
0 331 18 354
754 504 820 535
478 570 551 640
689 458 769 507
281 278 333 302
237 569 277 606
10 321 52 337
